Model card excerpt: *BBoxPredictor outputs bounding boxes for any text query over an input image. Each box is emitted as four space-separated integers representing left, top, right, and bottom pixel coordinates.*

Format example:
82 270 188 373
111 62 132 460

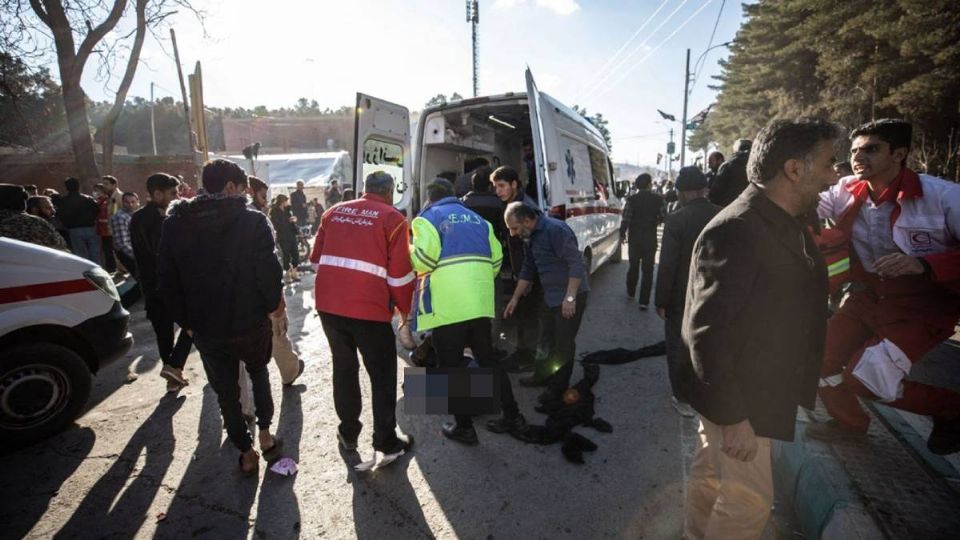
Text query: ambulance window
361 138 405 205
588 146 610 201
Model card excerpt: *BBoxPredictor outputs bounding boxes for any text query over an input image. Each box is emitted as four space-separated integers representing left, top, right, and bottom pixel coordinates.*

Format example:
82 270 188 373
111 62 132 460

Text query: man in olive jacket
654 166 720 418
682 119 840 540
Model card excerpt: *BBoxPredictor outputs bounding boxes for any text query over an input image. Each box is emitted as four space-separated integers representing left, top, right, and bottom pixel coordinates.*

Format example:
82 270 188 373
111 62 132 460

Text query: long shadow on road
54 394 185 539
253 383 306 538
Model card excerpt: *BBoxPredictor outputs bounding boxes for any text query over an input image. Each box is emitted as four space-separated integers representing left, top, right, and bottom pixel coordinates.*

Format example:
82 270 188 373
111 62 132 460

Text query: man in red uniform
810 119 960 454
309 171 415 462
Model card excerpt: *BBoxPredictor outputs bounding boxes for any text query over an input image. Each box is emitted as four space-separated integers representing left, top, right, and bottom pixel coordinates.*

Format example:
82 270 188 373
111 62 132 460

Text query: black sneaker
928 416 960 455
376 432 414 455
804 419 867 443
485 413 527 434
441 422 478 446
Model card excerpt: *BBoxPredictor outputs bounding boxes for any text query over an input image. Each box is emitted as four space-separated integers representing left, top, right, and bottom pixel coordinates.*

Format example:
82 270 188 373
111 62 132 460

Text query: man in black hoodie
158 159 285 475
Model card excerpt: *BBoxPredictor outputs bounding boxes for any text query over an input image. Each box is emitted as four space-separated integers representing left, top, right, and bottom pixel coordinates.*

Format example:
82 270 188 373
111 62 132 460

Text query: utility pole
680 48 690 168
668 128 675 180
466 0 479 97
170 28 194 155
150 82 157 155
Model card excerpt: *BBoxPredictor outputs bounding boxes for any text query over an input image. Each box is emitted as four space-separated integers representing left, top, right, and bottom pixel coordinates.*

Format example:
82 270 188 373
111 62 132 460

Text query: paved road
3 252 723 539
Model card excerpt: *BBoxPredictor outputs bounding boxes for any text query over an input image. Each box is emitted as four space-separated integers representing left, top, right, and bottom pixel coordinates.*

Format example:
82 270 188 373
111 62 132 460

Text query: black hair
850 119 912 166
64 177 80 192
0 183 27 211
465 157 489 175
426 178 455 202
121 191 138 201
471 166 493 192
202 159 248 194
248 175 268 194
146 172 180 195
708 151 725 163
634 173 652 189
747 118 843 184
102 175 118 186
26 195 48 213
491 165 520 186
833 161 854 175
342 188 355 201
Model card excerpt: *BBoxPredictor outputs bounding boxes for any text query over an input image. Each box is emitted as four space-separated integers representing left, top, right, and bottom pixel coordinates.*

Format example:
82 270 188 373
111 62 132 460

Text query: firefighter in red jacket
809 119 960 454
309 171 415 463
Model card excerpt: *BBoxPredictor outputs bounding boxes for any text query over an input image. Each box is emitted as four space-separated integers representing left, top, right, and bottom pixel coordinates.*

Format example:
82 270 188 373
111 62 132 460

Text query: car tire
0 343 92 448
610 239 623 263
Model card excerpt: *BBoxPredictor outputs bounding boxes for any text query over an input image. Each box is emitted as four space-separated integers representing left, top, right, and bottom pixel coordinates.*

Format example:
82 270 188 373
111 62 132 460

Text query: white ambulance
351 69 624 272
0 238 133 447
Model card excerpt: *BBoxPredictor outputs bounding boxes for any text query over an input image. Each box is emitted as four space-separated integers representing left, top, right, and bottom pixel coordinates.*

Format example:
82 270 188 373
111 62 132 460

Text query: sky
77 0 746 168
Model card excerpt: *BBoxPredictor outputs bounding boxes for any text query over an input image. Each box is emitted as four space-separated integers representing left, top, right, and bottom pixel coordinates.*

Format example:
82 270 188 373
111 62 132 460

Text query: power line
588 0 716 104
579 0 692 100
579 0 670 100
691 0 727 93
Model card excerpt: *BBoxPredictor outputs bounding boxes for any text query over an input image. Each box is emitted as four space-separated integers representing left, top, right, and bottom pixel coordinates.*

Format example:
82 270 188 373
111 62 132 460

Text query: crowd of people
1 115 958 538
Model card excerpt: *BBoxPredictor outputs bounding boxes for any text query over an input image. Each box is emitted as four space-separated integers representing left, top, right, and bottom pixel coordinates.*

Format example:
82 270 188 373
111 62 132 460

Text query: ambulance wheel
583 249 593 274
0 344 92 448
611 239 623 263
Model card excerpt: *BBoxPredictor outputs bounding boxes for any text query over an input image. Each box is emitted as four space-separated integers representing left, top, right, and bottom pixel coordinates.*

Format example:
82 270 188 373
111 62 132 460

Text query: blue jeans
68 227 102 265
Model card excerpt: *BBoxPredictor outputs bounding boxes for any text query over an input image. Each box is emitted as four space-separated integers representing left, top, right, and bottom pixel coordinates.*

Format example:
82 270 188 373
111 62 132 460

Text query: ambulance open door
352 93 412 211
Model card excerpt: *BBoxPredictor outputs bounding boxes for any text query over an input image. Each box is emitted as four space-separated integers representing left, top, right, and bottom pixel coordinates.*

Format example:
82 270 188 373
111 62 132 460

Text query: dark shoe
928 416 960 455
519 374 550 387
337 429 358 451
804 419 867 443
441 422 478 446
486 413 527 434
377 432 414 455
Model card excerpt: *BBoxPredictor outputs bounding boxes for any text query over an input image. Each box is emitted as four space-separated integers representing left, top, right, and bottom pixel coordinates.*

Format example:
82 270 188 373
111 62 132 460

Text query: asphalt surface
2 252 720 539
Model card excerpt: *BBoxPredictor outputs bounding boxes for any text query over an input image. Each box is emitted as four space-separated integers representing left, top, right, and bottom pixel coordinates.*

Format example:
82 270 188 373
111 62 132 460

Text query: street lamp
681 41 732 168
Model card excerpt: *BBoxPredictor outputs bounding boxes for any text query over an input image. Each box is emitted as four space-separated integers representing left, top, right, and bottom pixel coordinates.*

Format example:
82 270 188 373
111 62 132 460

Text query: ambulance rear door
353 93 412 211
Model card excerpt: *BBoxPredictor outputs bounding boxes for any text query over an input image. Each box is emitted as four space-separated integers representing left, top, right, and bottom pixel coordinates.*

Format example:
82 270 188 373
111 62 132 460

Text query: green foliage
424 93 465 108
0 52 67 151
691 0 960 179
572 105 613 151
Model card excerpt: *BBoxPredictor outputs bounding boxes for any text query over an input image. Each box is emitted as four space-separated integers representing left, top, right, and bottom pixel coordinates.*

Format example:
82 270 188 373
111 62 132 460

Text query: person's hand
874 253 924 278
504 297 519 318
656 307 666 320
290 215 298 223
272 313 288 335
561 298 576 319
269 297 286 319
720 419 759 462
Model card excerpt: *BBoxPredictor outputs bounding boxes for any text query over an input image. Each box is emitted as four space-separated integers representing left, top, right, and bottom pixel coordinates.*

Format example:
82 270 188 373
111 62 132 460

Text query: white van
351 69 624 272
0 238 133 447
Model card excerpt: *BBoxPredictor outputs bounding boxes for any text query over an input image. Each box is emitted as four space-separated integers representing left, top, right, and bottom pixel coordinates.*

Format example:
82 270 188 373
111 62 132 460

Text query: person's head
331 179 339 188
464 157 489 175
849 118 912 182
522 139 534 160
634 173 652 190
426 178 455 203
202 158 248 195
93 183 105 199
675 166 709 203
504 201 539 239
146 172 181 209
363 171 394 198
0 184 28 212
747 118 843 215
296 180 304 191
342 188 355 201
471 166 493 193
733 139 752 154
23 184 38 196
27 195 55 219
121 192 140 213
833 161 854 179
492 165 522 202
247 176 268 208
101 175 119 194
273 193 289 208
64 177 80 193
707 151 725 172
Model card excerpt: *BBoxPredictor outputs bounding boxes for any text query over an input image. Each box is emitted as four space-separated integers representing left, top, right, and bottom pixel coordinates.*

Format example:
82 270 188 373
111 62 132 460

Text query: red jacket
309 193 414 322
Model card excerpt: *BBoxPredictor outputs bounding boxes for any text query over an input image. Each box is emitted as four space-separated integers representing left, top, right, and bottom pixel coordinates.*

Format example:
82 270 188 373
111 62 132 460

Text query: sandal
239 451 260 477
261 436 284 463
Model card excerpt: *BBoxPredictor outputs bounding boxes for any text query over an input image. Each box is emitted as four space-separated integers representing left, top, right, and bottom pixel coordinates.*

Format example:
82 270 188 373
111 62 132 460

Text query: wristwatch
564 295 575 303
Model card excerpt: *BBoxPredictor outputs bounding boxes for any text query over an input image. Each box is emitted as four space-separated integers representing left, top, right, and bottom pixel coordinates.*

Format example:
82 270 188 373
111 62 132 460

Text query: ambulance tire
611 239 623 263
0 343 92 448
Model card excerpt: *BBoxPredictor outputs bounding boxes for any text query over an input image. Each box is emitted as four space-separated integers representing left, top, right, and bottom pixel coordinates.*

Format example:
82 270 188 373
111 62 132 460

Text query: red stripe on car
0 279 97 305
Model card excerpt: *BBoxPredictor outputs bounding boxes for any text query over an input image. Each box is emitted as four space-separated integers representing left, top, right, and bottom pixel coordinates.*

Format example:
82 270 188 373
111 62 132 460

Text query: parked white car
0 238 133 447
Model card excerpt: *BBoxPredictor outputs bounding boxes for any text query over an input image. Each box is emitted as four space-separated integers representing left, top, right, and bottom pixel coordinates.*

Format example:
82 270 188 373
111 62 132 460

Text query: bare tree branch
73 0 127 80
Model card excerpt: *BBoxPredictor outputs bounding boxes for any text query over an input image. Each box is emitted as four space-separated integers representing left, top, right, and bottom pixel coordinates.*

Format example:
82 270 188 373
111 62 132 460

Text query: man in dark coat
158 159 285 475
654 167 720 418
620 173 663 309
461 166 506 242
682 119 840 539
290 180 309 225
130 173 194 392
56 177 101 264
708 139 752 207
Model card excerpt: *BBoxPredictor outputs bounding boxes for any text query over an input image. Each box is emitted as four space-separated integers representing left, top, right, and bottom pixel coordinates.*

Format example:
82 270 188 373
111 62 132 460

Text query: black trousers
319 312 399 451
146 297 193 369
101 236 117 272
432 317 519 427
279 239 299 270
115 250 137 276
626 236 657 304
515 283 551 361
664 306 696 403
545 292 588 393
193 321 274 452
